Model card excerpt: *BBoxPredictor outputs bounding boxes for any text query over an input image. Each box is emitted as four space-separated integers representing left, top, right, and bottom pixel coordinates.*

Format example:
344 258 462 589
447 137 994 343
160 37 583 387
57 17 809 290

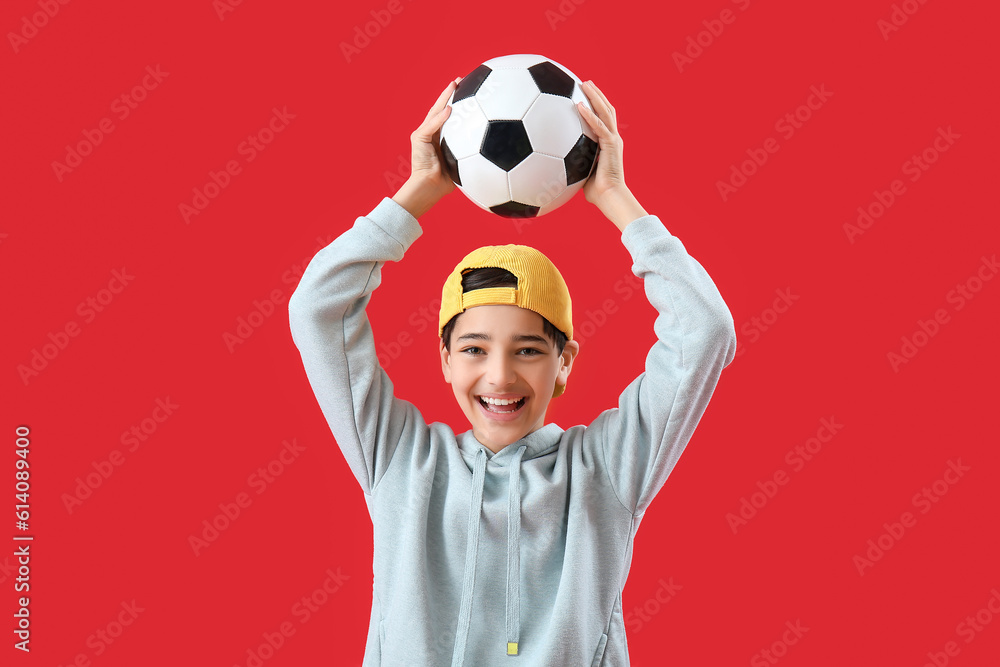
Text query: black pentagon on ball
490 201 540 218
565 135 599 185
528 61 575 99
440 137 461 186
481 120 533 171
453 65 492 104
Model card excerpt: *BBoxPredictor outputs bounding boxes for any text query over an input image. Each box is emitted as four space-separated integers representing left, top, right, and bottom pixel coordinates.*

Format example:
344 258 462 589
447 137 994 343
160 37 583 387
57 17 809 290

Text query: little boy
288 78 736 666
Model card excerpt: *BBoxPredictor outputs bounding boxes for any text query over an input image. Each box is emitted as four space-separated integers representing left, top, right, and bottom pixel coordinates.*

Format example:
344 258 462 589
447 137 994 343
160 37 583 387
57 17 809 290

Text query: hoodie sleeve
593 214 736 515
287 197 425 495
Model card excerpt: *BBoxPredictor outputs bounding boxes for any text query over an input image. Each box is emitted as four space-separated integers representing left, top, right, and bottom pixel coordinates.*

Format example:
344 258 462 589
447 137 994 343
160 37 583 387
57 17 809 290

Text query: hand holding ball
439 54 599 219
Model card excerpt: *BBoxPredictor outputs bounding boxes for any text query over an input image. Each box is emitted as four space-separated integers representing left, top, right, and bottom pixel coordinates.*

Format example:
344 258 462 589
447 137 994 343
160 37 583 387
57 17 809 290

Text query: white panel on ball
508 153 567 208
570 87 598 141
475 69 539 121
523 95 585 158
456 153 511 208
538 181 584 217
444 98 489 160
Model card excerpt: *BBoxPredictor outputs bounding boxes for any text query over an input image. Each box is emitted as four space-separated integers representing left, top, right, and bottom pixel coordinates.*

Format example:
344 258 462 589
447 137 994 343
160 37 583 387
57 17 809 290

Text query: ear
439 338 453 384
555 339 580 388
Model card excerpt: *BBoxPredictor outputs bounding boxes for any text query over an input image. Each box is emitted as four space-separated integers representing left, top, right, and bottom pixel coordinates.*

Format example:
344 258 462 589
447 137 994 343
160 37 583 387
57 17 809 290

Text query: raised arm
287 78 459 494
578 81 737 515
288 199 423 494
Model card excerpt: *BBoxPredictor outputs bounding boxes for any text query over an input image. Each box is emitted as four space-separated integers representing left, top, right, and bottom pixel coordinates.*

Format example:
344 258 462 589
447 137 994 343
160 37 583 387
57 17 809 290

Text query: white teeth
481 396 522 406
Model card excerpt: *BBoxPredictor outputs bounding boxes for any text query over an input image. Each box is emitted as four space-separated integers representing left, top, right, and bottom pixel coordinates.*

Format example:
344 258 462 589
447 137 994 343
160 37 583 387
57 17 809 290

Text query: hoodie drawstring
450 444 528 665
451 448 486 667
506 444 527 655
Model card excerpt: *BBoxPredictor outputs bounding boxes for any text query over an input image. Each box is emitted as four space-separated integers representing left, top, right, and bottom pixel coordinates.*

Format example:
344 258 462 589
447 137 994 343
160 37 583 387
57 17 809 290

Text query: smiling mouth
477 396 526 413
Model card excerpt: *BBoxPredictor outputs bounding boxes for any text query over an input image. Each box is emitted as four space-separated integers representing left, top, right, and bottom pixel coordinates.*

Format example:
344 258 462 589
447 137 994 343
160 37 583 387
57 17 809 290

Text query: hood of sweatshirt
450 423 563 663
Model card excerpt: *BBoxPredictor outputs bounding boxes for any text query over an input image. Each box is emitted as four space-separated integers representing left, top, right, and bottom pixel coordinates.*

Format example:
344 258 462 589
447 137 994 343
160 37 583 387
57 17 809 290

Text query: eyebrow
456 332 550 346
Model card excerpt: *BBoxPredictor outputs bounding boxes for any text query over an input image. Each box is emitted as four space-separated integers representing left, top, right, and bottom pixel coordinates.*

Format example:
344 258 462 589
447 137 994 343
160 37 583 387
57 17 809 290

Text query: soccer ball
439 54 599 219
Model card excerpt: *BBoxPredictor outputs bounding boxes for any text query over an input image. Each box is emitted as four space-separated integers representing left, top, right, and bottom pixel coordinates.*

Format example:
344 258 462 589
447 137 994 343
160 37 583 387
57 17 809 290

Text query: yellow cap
439 244 573 340
439 244 573 398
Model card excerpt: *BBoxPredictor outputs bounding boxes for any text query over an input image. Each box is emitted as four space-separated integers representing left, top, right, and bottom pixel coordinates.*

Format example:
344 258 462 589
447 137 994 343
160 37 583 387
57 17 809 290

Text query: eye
460 346 485 356
517 347 543 356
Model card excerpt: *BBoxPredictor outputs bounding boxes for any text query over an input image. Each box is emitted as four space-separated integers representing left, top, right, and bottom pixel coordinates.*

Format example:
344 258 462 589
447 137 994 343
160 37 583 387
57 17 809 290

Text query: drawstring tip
507 642 519 655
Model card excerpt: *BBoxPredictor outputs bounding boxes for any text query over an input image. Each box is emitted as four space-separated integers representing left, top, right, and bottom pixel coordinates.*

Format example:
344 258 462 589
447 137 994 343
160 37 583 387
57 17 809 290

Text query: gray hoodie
288 197 736 666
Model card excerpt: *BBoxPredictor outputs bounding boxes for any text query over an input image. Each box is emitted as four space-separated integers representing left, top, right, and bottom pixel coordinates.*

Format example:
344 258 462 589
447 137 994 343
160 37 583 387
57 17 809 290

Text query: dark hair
441 267 568 354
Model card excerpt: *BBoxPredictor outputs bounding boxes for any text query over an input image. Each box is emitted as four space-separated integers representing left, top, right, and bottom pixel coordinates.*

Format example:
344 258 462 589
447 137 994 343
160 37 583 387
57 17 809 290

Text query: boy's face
439 304 579 454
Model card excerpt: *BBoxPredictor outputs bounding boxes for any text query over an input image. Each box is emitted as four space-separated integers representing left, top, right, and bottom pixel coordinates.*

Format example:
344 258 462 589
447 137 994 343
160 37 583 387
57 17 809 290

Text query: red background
4 0 999 665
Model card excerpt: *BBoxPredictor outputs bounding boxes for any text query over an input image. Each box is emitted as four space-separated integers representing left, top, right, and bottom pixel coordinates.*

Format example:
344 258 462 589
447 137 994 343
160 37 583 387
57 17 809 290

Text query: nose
485 353 516 387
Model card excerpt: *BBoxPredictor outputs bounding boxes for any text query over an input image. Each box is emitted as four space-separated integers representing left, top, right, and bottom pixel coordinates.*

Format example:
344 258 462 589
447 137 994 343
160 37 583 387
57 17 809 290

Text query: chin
474 420 540 452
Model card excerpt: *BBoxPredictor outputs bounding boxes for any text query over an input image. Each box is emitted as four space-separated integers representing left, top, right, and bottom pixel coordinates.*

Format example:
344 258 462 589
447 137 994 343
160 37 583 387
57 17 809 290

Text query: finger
582 80 617 130
577 101 610 138
412 104 453 149
414 79 459 143
583 80 614 115
426 103 452 135
424 77 461 123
